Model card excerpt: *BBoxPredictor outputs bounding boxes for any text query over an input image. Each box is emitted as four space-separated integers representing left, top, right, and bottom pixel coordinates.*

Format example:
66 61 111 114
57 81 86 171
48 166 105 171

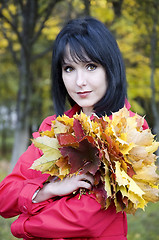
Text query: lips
77 91 92 98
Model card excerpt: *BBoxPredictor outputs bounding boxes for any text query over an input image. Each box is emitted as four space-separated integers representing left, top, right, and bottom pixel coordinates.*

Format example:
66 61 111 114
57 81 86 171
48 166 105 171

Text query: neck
82 107 93 116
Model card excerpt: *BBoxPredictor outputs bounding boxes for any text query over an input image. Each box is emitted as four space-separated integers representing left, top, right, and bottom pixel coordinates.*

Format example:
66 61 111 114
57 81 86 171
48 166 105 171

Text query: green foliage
0 216 18 240
0 54 18 104
0 166 20 239
127 202 159 240
109 0 159 123
91 0 114 23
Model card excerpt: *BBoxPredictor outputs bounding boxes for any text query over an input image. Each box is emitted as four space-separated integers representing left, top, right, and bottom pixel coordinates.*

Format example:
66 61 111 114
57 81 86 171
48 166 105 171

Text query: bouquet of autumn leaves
30 107 159 214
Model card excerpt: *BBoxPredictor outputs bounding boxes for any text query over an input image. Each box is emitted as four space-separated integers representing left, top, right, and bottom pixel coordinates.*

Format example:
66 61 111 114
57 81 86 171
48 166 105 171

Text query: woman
0 17 148 240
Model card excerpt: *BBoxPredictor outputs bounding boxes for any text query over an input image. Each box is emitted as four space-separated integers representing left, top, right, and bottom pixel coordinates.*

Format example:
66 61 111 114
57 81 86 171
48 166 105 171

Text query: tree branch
27 0 38 39
31 43 54 62
17 0 24 12
0 9 25 49
1 27 20 67
30 0 62 45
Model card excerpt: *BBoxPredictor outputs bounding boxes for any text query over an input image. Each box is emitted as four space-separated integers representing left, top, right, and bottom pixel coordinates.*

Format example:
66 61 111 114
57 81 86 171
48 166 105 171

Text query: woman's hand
33 173 94 203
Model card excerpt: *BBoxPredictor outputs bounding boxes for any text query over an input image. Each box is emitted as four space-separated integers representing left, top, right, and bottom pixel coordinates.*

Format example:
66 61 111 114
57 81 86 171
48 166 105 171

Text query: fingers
77 180 92 190
73 173 94 190
76 173 94 186
47 173 94 197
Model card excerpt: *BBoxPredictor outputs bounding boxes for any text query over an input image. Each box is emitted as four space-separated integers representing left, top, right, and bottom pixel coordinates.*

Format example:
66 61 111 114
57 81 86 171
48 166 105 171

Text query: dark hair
51 16 127 116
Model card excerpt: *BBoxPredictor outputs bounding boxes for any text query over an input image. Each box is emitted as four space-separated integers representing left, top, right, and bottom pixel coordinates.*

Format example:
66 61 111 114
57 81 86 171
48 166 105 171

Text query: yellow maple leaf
74 111 91 134
120 142 135 155
146 141 159 153
40 128 55 137
128 191 146 210
56 157 71 178
135 181 159 203
103 163 112 197
52 120 71 134
115 161 146 211
129 146 148 161
133 165 159 184
111 107 130 125
31 136 61 172
127 128 155 147
31 161 55 173
45 165 59 176
56 114 74 126
115 161 144 196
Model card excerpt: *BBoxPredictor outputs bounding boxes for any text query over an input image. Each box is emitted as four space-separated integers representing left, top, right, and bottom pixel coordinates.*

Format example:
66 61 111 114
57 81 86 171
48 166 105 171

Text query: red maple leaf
73 118 85 140
60 137 101 175
57 133 78 147
91 181 107 209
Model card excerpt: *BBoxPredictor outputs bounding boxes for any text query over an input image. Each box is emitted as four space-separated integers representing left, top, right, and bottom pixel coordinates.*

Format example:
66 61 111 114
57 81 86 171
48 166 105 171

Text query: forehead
62 44 91 63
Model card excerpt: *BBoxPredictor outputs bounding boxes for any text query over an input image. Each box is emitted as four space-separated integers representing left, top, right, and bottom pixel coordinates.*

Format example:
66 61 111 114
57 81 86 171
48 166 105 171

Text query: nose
76 69 87 86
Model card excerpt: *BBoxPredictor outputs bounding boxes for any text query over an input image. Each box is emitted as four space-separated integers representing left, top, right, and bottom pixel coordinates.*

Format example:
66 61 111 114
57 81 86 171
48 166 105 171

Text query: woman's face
62 47 108 116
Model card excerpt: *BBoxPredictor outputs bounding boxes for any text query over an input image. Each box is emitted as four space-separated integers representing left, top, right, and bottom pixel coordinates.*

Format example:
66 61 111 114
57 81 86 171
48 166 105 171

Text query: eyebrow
62 60 74 65
62 59 95 66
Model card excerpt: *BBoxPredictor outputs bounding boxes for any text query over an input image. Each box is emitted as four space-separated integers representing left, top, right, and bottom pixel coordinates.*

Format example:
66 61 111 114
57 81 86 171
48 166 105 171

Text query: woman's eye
64 66 74 73
86 64 97 71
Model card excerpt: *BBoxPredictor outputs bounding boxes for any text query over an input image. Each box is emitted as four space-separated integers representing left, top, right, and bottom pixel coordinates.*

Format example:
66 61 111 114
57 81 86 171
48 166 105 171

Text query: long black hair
51 16 127 116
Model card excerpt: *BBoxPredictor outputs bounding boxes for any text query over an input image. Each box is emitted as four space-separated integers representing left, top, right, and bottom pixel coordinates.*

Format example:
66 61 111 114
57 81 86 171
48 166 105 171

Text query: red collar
45 99 131 125
65 99 131 118
124 98 131 110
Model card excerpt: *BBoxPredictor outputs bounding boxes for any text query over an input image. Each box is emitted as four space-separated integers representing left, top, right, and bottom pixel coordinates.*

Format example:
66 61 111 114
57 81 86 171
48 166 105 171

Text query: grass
0 217 17 240
0 160 159 240
0 161 20 240
127 202 159 240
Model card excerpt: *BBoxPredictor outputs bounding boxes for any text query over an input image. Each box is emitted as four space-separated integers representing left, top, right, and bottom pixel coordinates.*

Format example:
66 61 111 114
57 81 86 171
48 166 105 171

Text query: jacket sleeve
142 118 149 130
0 142 52 218
11 193 123 239
128 110 149 130
0 116 56 218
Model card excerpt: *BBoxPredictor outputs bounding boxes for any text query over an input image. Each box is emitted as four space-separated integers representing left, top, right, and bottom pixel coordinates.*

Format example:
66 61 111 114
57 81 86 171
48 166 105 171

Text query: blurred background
0 0 159 239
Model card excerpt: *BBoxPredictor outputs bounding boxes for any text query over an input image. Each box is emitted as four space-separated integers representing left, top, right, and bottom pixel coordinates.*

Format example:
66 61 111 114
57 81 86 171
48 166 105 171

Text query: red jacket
0 103 148 240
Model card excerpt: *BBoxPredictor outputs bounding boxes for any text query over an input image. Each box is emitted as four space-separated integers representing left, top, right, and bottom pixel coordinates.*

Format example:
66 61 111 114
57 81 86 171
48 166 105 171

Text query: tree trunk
149 5 159 157
83 0 91 16
1 120 7 156
112 0 123 18
10 46 32 170
10 0 34 170
10 122 29 170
